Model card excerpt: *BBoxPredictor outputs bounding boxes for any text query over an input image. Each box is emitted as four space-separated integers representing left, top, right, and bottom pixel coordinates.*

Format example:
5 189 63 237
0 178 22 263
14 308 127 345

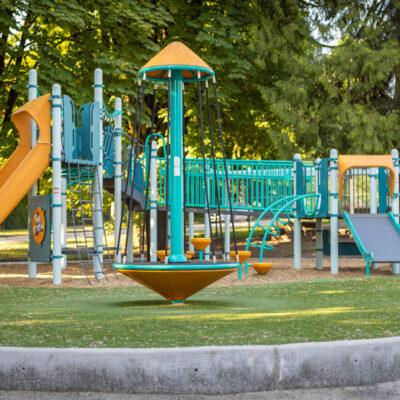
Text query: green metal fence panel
156 158 294 211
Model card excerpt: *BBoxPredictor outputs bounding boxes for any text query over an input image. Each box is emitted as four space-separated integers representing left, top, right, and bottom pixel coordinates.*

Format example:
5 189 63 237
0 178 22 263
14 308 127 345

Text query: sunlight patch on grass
0 273 88 280
2 319 66 327
338 319 391 326
318 290 346 294
157 307 356 321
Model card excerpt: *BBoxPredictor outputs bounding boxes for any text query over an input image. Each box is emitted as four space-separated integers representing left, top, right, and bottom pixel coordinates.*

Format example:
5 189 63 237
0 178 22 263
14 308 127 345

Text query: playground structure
0 41 400 301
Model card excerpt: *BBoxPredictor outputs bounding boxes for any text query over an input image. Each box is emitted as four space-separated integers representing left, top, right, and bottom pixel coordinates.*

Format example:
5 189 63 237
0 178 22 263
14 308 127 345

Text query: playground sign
29 195 51 262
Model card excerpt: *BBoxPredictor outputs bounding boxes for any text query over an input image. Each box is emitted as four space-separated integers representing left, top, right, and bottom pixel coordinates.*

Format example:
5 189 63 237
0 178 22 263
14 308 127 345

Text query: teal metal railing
156 158 294 211
106 131 327 214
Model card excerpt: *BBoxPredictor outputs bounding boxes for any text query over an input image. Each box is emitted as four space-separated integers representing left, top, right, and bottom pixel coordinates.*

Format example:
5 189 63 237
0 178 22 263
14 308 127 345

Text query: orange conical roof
140 41 214 81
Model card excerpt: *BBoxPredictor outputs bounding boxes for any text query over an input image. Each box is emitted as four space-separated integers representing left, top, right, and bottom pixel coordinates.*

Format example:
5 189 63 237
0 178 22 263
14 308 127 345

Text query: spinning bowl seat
114 261 238 302
230 250 251 263
191 238 212 251
253 262 273 275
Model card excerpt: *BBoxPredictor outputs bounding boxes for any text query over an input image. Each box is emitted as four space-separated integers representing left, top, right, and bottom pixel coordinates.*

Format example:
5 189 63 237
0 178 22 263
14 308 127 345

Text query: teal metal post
378 167 388 213
168 70 186 263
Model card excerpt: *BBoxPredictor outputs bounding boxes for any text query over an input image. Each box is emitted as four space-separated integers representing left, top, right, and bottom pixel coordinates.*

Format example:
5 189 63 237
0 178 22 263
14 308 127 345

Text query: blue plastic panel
63 98 100 166
103 125 114 178
63 95 77 162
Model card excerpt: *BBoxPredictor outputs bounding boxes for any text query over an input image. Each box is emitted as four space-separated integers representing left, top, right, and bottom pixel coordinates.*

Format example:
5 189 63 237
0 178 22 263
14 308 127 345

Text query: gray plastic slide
344 213 400 263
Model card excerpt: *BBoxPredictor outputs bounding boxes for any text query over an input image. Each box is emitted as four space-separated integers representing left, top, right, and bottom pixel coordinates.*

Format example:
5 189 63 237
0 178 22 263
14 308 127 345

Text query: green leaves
1 0 400 161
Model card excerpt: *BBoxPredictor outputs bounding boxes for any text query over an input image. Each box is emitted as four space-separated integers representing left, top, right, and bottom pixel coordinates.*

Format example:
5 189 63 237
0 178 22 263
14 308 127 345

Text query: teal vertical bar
169 70 186 262
378 167 388 213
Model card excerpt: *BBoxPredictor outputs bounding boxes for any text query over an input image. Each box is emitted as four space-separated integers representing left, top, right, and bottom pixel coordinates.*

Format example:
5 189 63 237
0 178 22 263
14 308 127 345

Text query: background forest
1 0 400 162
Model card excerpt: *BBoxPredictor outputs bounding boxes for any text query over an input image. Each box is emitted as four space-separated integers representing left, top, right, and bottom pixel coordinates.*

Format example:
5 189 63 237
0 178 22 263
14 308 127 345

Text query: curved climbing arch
245 194 321 261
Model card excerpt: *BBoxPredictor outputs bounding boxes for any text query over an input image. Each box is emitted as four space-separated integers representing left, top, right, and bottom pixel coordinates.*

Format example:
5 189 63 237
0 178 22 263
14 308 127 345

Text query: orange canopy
140 41 214 81
338 155 395 198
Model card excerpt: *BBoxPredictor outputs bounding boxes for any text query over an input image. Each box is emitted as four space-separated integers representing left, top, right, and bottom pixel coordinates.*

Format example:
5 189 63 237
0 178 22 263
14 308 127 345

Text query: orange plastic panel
338 155 395 198
141 41 213 80
0 94 51 223
116 268 235 301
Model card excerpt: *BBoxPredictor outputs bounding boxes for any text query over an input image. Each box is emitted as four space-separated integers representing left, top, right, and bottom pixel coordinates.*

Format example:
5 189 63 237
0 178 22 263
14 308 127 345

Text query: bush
1 196 28 230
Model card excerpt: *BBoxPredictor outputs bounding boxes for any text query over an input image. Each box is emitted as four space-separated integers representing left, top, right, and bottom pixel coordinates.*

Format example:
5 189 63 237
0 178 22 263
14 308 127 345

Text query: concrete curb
0 337 399 394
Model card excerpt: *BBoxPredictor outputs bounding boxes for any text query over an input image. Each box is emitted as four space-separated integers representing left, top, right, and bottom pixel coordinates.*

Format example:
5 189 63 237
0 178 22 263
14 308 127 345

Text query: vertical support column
28 69 37 278
149 139 158 262
378 168 388 213
204 162 211 261
349 171 355 214
224 167 231 260
114 97 122 262
188 212 194 252
168 70 186 263
204 214 210 261
224 213 230 260
293 153 302 270
315 157 323 271
51 84 63 285
61 177 67 269
369 167 378 214
330 149 339 274
369 167 378 271
391 149 400 274
126 213 134 263
93 69 104 278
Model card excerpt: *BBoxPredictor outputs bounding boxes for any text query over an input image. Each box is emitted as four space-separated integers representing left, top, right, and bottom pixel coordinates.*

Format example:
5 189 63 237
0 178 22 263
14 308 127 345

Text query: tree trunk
0 11 33 138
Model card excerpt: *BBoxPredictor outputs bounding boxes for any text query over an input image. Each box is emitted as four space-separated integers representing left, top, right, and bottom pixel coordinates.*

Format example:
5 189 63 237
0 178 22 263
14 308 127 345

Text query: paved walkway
1 380 399 400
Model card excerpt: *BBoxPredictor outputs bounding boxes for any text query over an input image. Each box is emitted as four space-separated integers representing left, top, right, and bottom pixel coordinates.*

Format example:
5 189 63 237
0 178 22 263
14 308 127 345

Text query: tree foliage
1 0 400 162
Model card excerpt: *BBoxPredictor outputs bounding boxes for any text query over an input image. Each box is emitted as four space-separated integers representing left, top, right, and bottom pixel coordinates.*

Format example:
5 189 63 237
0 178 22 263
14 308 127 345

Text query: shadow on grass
111 299 233 308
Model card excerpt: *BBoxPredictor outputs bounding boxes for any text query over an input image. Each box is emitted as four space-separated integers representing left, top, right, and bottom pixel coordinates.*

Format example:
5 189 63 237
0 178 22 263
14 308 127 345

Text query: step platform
114 261 239 302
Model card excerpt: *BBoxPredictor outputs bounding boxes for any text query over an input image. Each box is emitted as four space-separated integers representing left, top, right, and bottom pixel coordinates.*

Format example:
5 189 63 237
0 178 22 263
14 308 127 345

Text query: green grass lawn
0 277 399 348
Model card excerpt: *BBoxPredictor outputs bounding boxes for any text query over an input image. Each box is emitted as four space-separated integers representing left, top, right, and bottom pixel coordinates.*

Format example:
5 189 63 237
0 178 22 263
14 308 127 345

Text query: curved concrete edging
0 337 399 394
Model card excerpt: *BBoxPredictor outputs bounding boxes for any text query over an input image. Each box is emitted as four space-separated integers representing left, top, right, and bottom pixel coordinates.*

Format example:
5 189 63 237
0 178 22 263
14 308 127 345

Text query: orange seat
229 250 251 263
191 237 211 251
185 250 195 259
156 250 170 262
253 262 273 275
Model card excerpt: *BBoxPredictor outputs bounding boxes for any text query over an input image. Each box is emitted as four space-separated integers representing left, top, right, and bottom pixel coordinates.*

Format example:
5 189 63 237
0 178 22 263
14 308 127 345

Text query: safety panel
77 102 100 164
29 195 51 262
63 97 100 166
103 125 114 178
63 95 78 162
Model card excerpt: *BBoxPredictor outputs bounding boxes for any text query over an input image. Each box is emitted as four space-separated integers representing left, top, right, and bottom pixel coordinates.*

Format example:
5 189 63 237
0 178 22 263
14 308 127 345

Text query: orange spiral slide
0 94 51 224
